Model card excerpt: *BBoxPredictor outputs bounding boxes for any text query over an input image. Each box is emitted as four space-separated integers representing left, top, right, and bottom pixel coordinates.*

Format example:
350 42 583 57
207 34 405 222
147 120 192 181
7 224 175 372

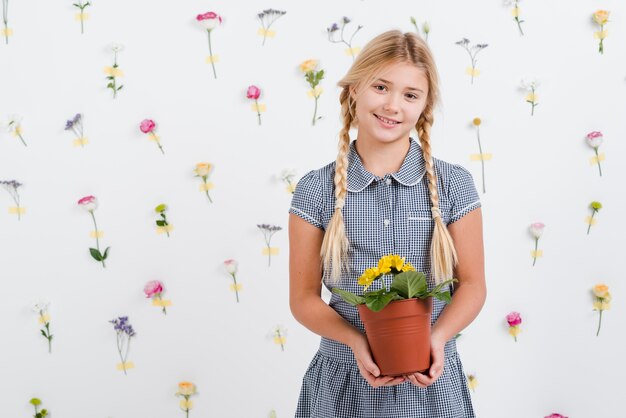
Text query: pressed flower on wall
224 259 241 303
257 224 282 267
72 1 91 34
545 414 568 418
529 222 544 266
269 325 288 351
504 0 524 35
470 118 489 193
2 0 11 44
585 131 604 177
196 11 222 79
466 373 478 392
105 43 124 99
154 203 172 237
592 10 609 55
29 398 49 418
410 17 430 42
506 311 522 342
109 316 135 374
592 284 611 337
65 113 87 147
327 17 363 61
176 382 197 418
32 300 53 353
586 201 602 235
520 78 539 116
194 163 214 203
144 280 169 314
280 169 296 194
455 38 488 85
1 179 24 220
140 119 165 154
247 85 263 125
78 195 110 268
6 114 27 146
257 9 286 46
299 59 324 126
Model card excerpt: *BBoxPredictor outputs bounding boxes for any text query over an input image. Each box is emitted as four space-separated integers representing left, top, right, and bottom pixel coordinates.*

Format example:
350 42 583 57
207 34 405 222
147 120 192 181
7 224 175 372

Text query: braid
321 88 354 284
417 106 458 284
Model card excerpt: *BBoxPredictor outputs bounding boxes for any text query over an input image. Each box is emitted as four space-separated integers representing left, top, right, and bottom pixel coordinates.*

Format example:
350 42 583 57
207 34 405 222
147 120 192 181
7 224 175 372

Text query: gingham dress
289 137 481 418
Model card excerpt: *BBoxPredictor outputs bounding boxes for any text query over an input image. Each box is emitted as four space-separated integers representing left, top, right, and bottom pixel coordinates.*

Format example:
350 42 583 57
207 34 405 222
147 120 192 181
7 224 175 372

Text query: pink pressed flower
196 11 222 23
529 222 545 239
585 131 603 148
545 414 568 418
140 119 156 134
224 259 238 275
586 131 603 140
506 311 522 327
77 195 98 211
144 280 164 298
247 85 261 100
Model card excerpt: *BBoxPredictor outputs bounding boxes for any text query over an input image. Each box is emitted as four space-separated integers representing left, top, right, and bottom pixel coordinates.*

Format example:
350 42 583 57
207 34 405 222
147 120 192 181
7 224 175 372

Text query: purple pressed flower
342 16 350 24
1 180 23 220
65 113 86 146
326 17 362 61
328 23 339 32
257 224 282 267
110 315 135 375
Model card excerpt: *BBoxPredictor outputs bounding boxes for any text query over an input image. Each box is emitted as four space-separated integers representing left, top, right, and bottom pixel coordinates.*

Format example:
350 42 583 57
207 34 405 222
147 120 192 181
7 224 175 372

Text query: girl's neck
353 135 411 177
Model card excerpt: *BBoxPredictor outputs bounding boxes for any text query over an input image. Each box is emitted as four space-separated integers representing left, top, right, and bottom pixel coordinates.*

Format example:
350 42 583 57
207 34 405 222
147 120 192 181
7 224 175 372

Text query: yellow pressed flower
299 59 318 73
590 201 602 210
176 381 196 396
593 10 609 25
194 163 212 177
467 374 478 391
377 256 392 275
593 284 609 298
593 299 611 311
472 117 481 126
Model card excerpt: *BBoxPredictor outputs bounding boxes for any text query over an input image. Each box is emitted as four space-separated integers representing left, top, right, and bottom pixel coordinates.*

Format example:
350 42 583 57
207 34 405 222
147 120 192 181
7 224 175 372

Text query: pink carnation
545 414 568 418
247 85 261 100
78 195 96 205
140 119 156 134
506 311 522 327
196 11 222 22
144 280 164 298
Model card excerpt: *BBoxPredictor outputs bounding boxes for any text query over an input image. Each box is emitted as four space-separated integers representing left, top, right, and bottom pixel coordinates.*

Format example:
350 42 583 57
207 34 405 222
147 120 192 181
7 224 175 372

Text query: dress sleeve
289 170 325 230
447 164 481 225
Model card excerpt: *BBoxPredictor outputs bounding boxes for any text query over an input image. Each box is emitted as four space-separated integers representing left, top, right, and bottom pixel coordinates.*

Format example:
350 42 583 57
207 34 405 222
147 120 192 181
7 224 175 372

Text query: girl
289 30 485 418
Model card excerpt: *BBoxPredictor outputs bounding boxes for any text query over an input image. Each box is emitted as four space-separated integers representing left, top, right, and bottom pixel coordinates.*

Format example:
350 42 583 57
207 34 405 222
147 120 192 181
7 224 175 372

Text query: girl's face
352 61 429 145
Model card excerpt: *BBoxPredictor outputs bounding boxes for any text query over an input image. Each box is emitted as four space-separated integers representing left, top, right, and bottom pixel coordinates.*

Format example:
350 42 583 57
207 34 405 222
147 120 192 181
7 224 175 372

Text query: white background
0 0 625 417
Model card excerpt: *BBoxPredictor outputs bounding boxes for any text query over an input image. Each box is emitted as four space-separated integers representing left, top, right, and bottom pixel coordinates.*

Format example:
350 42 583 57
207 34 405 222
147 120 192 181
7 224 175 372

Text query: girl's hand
404 337 446 388
349 333 406 388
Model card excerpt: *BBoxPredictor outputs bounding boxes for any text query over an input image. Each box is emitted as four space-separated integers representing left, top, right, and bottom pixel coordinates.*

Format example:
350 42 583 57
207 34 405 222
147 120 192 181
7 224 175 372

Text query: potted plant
332 254 456 376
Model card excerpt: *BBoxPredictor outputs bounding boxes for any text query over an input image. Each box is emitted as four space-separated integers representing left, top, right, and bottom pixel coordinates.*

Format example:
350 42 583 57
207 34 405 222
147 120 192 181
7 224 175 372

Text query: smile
374 114 400 126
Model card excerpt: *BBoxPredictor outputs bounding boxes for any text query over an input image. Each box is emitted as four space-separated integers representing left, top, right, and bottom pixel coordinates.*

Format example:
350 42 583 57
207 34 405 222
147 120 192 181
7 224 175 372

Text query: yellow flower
299 59 318 73
176 381 196 396
593 284 609 298
377 256 392 275
593 299 611 311
194 163 213 177
472 117 481 126
593 10 609 25
401 262 415 272
357 267 380 290
387 254 406 272
467 374 478 391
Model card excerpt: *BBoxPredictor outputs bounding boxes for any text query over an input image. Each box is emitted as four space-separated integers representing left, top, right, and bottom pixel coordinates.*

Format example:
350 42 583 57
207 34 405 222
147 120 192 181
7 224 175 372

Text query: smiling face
352 61 429 145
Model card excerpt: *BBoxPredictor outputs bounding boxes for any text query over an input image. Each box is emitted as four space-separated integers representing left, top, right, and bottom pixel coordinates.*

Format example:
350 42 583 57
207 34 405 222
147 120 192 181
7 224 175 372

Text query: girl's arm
288 213 405 386
406 207 486 387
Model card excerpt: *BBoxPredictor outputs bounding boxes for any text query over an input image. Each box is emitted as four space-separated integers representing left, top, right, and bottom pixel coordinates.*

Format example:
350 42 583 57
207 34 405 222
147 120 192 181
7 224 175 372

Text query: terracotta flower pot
357 297 432 376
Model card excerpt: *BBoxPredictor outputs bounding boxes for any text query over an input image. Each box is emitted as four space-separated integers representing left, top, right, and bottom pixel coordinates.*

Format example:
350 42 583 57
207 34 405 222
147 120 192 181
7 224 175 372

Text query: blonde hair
321 30 458 286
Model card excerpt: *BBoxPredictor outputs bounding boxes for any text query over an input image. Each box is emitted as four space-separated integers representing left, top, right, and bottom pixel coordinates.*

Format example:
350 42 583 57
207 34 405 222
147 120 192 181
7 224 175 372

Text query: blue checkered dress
289 137 481 418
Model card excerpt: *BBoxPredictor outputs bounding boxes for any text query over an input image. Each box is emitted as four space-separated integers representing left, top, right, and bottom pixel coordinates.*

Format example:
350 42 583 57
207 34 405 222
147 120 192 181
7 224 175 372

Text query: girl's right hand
349 333 406 388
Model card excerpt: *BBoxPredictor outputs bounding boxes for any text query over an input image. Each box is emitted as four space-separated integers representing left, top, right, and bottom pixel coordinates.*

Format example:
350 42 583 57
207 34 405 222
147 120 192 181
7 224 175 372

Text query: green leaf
156 220 165 226
365 290 397 312
432 291 451 303
36 413 42 418
390 271 427 298
40 329 47 337
117 85 124 91
103 247 111 260
89 248 103 261
331 288 365 306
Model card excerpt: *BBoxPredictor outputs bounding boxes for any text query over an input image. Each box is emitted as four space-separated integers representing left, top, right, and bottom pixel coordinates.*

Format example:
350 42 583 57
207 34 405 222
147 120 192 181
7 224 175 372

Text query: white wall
1 0 624 417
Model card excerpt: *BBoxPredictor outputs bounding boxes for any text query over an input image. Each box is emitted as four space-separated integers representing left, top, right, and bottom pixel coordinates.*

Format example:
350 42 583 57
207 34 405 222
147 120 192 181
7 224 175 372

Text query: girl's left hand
403 337 445 388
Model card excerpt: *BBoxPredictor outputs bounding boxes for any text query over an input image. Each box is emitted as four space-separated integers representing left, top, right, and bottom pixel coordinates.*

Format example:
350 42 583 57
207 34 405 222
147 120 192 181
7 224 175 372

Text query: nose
383 93 401 113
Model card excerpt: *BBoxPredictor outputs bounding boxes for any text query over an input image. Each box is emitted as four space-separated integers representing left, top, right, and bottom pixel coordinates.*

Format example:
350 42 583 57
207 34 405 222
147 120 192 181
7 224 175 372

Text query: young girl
288 30 485 418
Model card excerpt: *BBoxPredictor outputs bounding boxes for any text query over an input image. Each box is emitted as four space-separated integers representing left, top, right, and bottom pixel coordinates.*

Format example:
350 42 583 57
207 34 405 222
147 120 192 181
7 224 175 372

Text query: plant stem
90 210 106 268
587 211 595 235
476 126 486 193
532 239 538 266
231 274 239 303
312 95 319 126
595 148 602 176
596 309 602 336
207 30 217 79
255 99 261 125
